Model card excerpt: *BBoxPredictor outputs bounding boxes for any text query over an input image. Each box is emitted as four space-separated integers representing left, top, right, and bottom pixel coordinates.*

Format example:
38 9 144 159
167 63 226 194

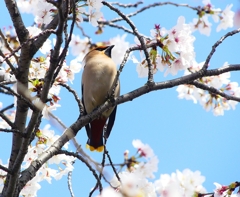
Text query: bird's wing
82 84 91 139
105 105 117 138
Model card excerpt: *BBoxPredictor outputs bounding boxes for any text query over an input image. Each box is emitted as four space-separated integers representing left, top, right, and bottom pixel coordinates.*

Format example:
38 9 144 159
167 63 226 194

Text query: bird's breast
82 59 118 116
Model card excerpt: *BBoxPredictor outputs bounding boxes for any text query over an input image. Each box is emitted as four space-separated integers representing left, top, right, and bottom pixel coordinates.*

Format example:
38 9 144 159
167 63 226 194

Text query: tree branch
110 2 199 23
105 149 121 182
190 81 240 102
0 113 14 128
200 28 240 73
205 64 240 76
67 163 75 197
59 83 84 117
102 1 154 83
0 128 26 138
4 0 29 44
0 164 12 174
57 150 102 191
0 104 14 113
109 1 143 8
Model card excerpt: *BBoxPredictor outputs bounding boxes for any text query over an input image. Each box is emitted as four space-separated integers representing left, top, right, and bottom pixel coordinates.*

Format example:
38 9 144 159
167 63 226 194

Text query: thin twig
75 23 91 41
110 2 199 23
0 81 16 85
57 150 103 191
59 83 84 116
0 49 16 74
0 164 12 174
0 128 26 138
0 104 14 113
110 1 143 8
67 160 75 197
0 29 19 65
105 149 121 182
190 81 240 102
0 83 36 111
0 113 14 128
0 88 13 96
102 1 154 83
0 29 56 65
200 28 240 74
103 22 134 35
89 137 107 197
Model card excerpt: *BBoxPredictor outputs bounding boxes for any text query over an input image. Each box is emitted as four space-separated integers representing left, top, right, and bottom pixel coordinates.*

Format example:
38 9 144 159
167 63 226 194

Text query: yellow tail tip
86 144 104 152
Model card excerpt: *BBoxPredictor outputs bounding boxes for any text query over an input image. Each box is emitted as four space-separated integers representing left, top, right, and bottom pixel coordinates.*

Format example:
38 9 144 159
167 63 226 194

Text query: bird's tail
86 118 106 152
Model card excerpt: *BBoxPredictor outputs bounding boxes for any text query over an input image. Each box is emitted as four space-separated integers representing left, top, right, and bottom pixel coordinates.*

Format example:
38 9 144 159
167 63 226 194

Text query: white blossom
109 34 130 65
216 4 235 32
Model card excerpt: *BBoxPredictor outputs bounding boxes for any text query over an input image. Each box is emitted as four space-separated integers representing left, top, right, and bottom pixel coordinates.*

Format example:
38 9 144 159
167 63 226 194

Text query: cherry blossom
69 34 89 56
109 34 130 65
216 4 235 32
176 61 240 116
132 139 154 158
154 169 206 197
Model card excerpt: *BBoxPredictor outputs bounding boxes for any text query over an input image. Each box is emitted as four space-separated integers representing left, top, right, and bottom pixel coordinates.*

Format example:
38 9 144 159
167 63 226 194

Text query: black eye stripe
95 46 108 51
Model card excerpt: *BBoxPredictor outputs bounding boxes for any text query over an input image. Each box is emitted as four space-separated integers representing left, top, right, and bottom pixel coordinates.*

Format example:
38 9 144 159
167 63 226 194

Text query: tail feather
86 118 106 152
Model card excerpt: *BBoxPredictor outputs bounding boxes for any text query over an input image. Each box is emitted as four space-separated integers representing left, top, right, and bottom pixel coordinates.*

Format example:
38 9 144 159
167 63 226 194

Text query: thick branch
4 0 29 43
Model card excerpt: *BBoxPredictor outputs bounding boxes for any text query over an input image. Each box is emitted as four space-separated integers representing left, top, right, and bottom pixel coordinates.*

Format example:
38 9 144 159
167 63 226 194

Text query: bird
81 45 120 152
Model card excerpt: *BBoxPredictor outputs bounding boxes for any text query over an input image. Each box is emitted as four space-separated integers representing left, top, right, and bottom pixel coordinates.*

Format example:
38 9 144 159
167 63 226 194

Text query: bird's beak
104 45 115 58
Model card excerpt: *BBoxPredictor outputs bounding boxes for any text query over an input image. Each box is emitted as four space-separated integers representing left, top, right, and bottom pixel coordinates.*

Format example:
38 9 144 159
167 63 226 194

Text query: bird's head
92 45 115 58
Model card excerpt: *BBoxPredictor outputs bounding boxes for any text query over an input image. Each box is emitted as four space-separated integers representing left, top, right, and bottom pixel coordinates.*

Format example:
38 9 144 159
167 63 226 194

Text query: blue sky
1 0 240 196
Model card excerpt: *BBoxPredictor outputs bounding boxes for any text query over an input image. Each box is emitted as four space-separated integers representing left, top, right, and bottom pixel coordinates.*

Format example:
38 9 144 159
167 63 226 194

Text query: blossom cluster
0 124 75 197
176 61 240 116
17 0 104 27
17 0 56 26
98 140 240 197
133 15 196 78
133 0 235 78
191 0 234 36
131 0 236 116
